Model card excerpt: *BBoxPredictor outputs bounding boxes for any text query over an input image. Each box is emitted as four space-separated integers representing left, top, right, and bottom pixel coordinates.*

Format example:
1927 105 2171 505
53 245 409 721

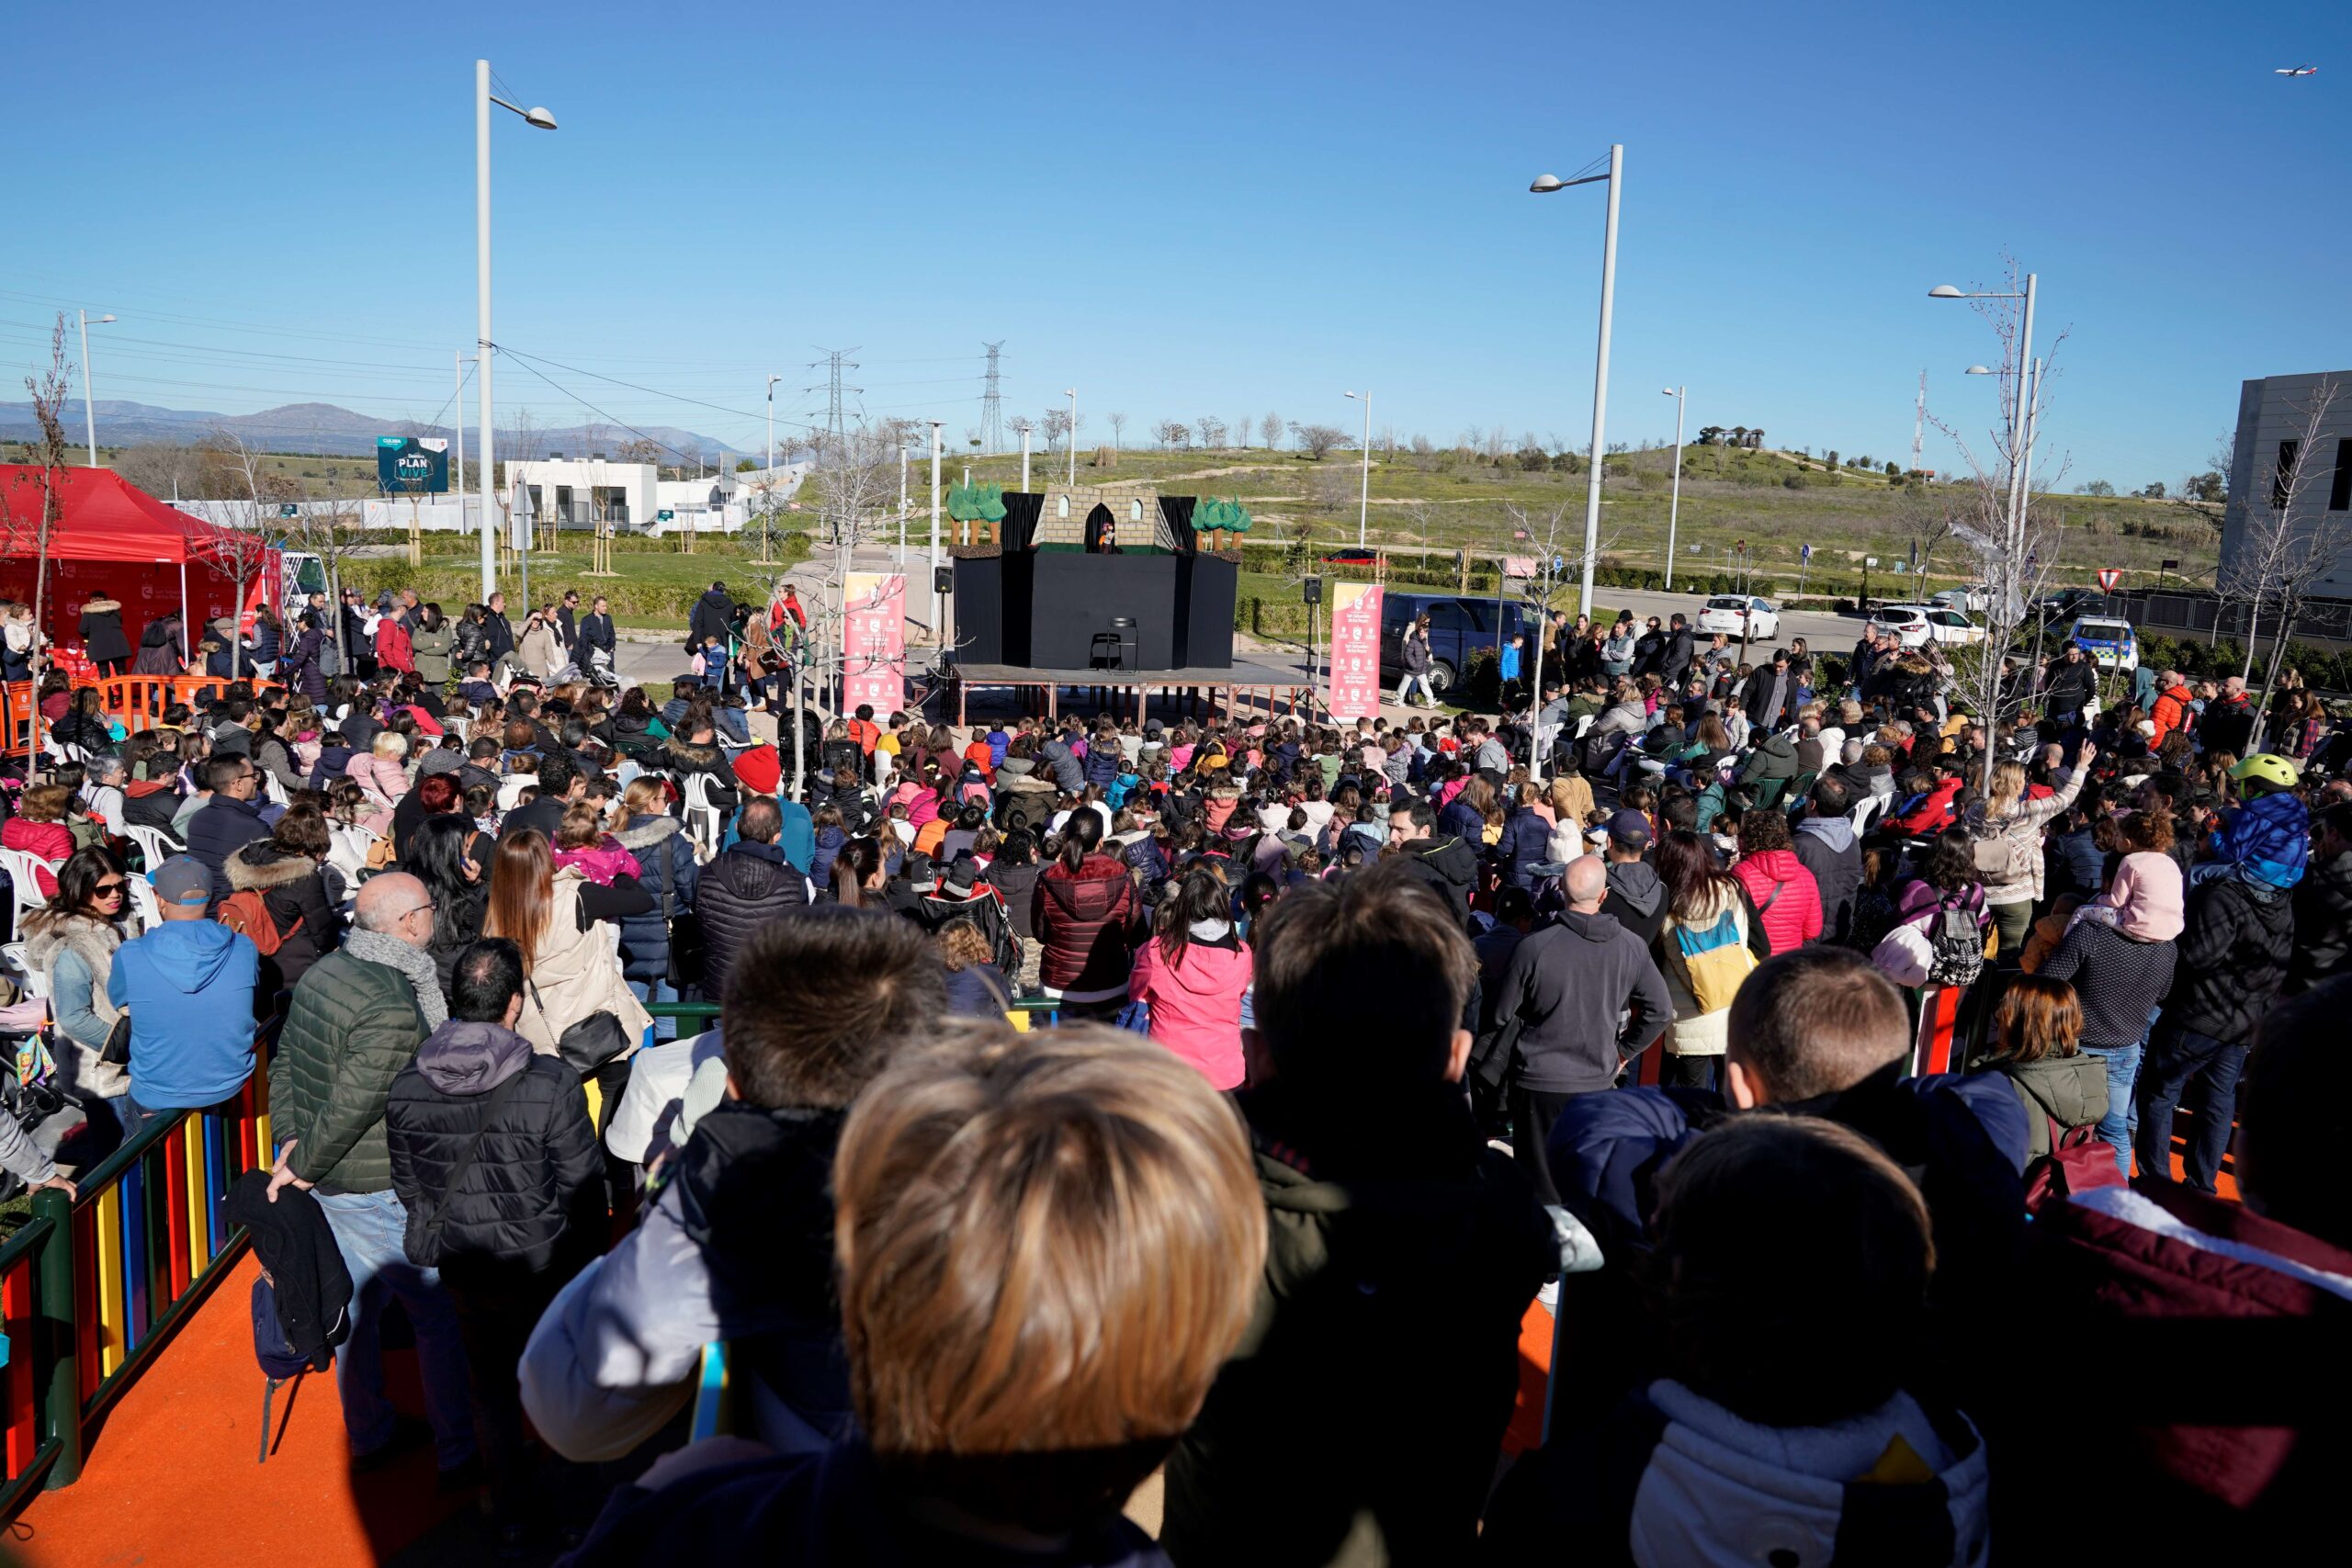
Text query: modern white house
508 457 662 535
2222 369 2352 596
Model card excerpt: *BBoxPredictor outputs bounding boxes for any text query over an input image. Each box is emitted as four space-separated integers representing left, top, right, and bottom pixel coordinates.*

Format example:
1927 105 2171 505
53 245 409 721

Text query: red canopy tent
0 465 269 663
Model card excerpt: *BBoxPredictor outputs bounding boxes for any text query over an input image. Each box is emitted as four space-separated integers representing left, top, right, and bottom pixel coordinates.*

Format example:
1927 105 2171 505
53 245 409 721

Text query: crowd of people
1 575 2346 1563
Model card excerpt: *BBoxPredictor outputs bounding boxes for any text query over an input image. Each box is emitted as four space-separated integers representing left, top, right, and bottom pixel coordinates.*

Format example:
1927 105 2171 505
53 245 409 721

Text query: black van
1379 592 1533 697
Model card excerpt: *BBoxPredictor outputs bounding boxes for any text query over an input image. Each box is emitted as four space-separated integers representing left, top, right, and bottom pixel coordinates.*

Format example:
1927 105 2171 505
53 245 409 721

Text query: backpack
1971 818 2040 887
251 1273 318 1464
1672 905 1758 1014
217 889 299 957
2022 1115 2124 1213
1926 902 1985 987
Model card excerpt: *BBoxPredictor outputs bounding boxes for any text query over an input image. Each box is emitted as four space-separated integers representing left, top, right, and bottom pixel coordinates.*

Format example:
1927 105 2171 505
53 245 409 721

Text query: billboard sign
1327 581 1384 719
842 572 907 716
376 435 450 494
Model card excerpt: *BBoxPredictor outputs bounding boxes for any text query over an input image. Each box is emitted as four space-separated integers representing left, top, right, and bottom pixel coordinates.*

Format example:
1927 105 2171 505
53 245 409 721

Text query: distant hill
0 398 734 463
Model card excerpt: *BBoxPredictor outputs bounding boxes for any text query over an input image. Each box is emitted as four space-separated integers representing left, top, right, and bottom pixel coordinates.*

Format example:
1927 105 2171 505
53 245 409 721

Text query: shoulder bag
529 977 633 1078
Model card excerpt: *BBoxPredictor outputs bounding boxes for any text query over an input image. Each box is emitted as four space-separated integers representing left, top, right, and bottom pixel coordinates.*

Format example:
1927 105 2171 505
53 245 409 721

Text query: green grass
335 530 812 625
950 442 2222 599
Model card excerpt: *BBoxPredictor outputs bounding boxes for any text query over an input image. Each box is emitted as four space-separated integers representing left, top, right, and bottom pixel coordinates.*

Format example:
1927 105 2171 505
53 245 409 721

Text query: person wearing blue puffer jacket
614 777 699 1042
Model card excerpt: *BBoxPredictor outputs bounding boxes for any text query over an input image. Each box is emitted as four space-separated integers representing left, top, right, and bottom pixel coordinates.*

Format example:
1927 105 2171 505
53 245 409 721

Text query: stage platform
953 658 1312 724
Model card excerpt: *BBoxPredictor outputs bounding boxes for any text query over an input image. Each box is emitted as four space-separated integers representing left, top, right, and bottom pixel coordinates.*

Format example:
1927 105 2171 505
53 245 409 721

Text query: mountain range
0 399 736 462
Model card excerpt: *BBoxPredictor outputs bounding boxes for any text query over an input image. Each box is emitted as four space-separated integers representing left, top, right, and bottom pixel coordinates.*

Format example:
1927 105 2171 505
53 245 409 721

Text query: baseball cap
153 856 212 908
1607 808 1652 846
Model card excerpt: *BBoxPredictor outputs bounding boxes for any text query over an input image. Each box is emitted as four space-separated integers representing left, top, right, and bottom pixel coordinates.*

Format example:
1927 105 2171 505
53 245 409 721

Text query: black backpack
1927 902 1986 988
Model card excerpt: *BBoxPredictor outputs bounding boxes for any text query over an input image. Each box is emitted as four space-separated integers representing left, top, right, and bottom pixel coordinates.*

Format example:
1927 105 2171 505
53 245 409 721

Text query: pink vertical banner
842 572 907 715
1327 581 1383 718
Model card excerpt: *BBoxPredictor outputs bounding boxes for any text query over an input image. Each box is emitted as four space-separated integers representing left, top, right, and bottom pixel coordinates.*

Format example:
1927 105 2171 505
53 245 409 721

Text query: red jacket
2151 683 2195 743
1889 777 1963 837
1 817 71 898
1031 853 1137 997
1996 1183 2352 1555
375 616 415 674
1732 849 1824 954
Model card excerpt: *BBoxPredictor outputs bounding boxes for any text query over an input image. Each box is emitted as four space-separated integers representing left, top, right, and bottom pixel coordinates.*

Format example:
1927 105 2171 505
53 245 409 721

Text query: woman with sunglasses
22 845 134 1138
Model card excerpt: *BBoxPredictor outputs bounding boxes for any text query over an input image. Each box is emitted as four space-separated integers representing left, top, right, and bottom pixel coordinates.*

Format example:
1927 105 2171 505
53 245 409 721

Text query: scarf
343 927 447 1029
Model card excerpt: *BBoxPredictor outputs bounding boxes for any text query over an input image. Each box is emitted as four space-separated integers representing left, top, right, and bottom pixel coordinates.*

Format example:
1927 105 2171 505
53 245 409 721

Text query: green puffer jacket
269 947 429 1194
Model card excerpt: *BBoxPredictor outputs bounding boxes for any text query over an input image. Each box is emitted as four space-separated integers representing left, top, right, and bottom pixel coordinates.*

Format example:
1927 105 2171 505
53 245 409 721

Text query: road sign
2160 558 2180 571
2097 568 2121 592
657 509 675 522
1865 557 1879 568
1800 543 1813 562
1893 561 1906 574
277 503 300 518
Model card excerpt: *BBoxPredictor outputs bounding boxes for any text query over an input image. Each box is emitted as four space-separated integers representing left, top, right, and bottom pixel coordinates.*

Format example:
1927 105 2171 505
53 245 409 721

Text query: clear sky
9 0 2350 489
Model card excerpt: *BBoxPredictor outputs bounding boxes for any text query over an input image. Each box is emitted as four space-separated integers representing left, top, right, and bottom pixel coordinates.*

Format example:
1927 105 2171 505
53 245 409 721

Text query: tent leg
178 562 190 664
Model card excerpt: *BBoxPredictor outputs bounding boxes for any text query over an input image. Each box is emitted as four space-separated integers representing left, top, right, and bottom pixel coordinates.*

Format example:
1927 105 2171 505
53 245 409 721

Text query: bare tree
1893 486 1958 586
278 491 368 671
2221 379 2344 720
114 440 207 502
1505 494 1620 779
2 316 74 763
1196 415 1227 450
1261 411 1283 451
1153 419 1190 452
1106 412 1127 449
1039 407 1072 457
1292 423 1348 460
1237 412 1252 451
201 430 295 677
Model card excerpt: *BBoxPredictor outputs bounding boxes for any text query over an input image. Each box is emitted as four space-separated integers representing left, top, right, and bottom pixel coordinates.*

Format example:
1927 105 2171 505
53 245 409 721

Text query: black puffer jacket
1396 834 1479 930
384 1019 605 1276
225 841 342 997
695 840 813 998
616 815 698 982
2164 874 2297 1044
2289 849 2352 995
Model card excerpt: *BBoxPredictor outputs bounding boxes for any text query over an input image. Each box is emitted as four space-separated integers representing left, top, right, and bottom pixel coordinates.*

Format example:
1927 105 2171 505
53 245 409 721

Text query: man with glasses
266 873 478 1483
184 754 272 901
106 856 260 1133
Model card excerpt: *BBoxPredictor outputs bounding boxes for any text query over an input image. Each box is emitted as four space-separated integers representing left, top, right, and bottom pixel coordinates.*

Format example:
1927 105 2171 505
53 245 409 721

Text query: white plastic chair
261 770 290 807
0 847 55 936
680 773 724 863
124 874 163 934
1849 795 1886 836
124 824 181 875
1 941 44 999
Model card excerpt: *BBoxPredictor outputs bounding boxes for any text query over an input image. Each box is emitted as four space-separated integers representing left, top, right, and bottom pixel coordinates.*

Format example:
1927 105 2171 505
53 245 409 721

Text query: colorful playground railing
0 1072 272 1513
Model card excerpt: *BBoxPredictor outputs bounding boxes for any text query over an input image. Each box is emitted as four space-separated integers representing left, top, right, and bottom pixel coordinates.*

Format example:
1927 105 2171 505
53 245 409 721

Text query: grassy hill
945 441 2220 601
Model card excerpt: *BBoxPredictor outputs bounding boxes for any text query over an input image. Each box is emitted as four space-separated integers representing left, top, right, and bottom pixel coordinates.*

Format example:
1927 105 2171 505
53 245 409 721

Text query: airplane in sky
2275 64 2319 76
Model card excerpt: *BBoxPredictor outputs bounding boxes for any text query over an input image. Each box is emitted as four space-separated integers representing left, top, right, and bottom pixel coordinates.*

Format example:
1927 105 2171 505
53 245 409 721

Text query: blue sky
10 0 2350 488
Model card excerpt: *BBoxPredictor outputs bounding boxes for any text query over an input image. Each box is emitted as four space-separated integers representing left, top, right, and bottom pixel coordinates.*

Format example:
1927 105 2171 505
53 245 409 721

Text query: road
1578 587 1865 660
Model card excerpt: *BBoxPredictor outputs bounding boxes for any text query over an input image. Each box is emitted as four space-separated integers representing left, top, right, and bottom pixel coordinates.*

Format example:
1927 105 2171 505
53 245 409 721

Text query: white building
2222 369 2352 597
508 457 662 535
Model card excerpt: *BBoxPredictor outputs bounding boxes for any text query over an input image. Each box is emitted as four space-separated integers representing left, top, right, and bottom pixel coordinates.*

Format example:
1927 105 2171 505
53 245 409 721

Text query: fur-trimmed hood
24 909 127 978
614 815 684 852
227 841 318 892
80 597 121 615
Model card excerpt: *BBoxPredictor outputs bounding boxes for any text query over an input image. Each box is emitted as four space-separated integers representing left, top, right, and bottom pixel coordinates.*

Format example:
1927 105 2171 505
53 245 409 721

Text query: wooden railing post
32 1190 79 1489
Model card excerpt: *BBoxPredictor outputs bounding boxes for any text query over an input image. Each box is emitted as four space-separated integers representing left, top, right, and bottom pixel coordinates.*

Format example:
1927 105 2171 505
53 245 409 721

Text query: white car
1871 603 1984 648
2065 615 2140 672
1694 594 1779 642
1930 586 1992 614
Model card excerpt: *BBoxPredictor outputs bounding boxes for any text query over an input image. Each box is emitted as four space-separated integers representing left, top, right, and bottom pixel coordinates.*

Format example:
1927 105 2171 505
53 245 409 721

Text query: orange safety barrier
5 673 287 756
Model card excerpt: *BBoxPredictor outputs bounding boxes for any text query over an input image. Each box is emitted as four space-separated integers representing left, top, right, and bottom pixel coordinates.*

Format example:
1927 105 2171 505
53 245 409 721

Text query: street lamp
1930 274 2037 556
930 419 945 637
1343 389 1371 548
1063 388 1078 486
476 58 560 601
77 310 116 466
1530 144 1623 618
1660 385 1686 591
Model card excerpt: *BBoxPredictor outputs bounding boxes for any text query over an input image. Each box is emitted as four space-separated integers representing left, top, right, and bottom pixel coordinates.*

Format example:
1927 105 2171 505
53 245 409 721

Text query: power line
803 347 862 445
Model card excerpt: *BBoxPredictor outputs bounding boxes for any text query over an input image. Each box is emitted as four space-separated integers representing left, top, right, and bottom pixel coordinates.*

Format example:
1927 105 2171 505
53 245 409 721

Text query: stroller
586 645 622 692
0 1014 70 1204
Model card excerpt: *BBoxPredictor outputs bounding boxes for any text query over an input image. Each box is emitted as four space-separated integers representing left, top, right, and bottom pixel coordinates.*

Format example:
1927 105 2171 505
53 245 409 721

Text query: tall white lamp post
1530 143 1623 619
76 310 116 466
929 420 945 637
1064 389 1078 486
1931 274 2037 553
1343 389 1372 547
475 58 559 602
1660 385 1686 589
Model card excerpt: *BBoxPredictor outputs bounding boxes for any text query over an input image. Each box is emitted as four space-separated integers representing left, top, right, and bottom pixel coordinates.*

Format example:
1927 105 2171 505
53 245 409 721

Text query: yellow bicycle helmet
2228 753 2299 793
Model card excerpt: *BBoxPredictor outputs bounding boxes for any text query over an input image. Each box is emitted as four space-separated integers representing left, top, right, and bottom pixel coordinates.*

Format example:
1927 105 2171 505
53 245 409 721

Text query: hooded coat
107 919 260 1111
1600 858 1668 949
2163 873 2296 1044
616 815 698 983
1498 805 1558 890
225 840 342 994
1032 852 1137 997
2288 846 2352 994
77 596 130 664
1126 925 1252 1089
1394 832 1479 931
1976 1050 2109 1162
385 1018 604 1275
1483 1381 1990 1567
1732 847 1825 955
1162 1087 1556 1568
1492 910 1673 1093
1793 813 1864 943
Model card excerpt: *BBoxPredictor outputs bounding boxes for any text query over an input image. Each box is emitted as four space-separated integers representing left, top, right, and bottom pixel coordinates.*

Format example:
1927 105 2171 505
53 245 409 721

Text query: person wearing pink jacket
1128 867 1254 1090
